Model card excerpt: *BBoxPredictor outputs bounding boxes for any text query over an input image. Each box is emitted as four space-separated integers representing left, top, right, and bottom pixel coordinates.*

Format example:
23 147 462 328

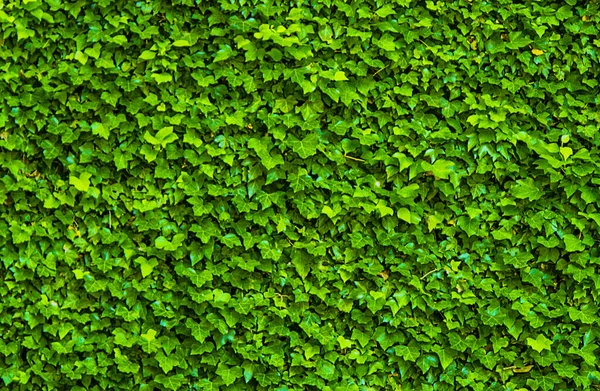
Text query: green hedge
2 0 600 390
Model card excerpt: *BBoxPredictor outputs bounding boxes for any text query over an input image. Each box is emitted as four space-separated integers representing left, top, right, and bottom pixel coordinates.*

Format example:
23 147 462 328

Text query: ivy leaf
114 349 140 374
214 45 235 62
316 360 336 380
290 133 319 159
333 71 348 81
155 351 180 373
139 50 156 60
135 257 158 278
432 345 455 370
429 159 454 179
69 173 92 192
216 363 243 386
173 39 191 47
91 122 109 139
144 126 179 148
151 73 173 84
527 334 553 353
556 6 573 20
506 32 533 49
155 234 185 251
375 4 395 17
139 329 160 353
397 341 421 362
511 178 543 200
563 234 585 252
397 208 420 224
155 374 186 390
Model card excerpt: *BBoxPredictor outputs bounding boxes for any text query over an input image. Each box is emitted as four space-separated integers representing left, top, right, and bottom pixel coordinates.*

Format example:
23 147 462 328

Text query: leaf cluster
2 0 600 390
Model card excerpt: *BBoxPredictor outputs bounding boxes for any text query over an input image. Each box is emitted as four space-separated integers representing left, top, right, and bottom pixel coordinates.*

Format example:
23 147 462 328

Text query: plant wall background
1 0 600 390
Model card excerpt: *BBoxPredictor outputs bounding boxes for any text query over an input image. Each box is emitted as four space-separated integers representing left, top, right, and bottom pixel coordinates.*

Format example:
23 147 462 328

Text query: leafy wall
1 0 600 390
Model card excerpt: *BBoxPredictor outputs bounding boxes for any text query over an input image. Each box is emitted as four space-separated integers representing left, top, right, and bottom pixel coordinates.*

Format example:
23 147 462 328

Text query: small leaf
556 5 573 20
135 257 158 278
559 146 572 160
151 73 173 84
139 50 156 60
316 360 336 380
375 4 395 17
216 363 243 386
431 159 454 179
214 45 235 62
432 345 455 370
564 234 585 252
155 374 186 391
527 334 553 353
506 32 532 49
172 39 191 47
337 335 353 349
69 173 92 192
397 341 421 362
290 133 319 159
91 122 109 139
511 178 543 201
333 71 348 81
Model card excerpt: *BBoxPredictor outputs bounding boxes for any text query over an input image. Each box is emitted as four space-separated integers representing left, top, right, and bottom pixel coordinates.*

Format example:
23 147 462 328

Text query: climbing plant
1 0 600 390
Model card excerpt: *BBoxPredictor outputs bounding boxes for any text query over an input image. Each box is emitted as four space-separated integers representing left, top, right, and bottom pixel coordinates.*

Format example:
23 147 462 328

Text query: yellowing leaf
172 39 191 47
427 214 442 231
531 49 544 55
559 146 573 160
139 50 156 60
513 365 533 373
333 71 349 81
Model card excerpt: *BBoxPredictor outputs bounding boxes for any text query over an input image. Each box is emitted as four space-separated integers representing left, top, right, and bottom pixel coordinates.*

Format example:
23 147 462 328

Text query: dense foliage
2 0 600 390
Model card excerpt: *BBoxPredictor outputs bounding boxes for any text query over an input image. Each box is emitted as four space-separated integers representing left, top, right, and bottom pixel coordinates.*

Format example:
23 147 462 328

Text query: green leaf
432 345 455 370
290 133 319 159
155 351 179 373
337 335 353 349
563 234 585 252
333 71 349 81
91 122 109 139
151 73 173 84
144 127 179 148
506 32 533 49
69 173 92 192
135 257 159 278
316 360 336 380
216 363 243 386
397 208 420 224
214 45 235 62
556 5 573 20
527 334 553 353
114 349 140 374
173 39 191 47
559 146 573 160
375 4 395 17
431 159 454 179
511 178 543 200
397 341 421 362
374 34 397 51
155 234 185 251
139 50 156 60
155 374 186 390
427 214 442 231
